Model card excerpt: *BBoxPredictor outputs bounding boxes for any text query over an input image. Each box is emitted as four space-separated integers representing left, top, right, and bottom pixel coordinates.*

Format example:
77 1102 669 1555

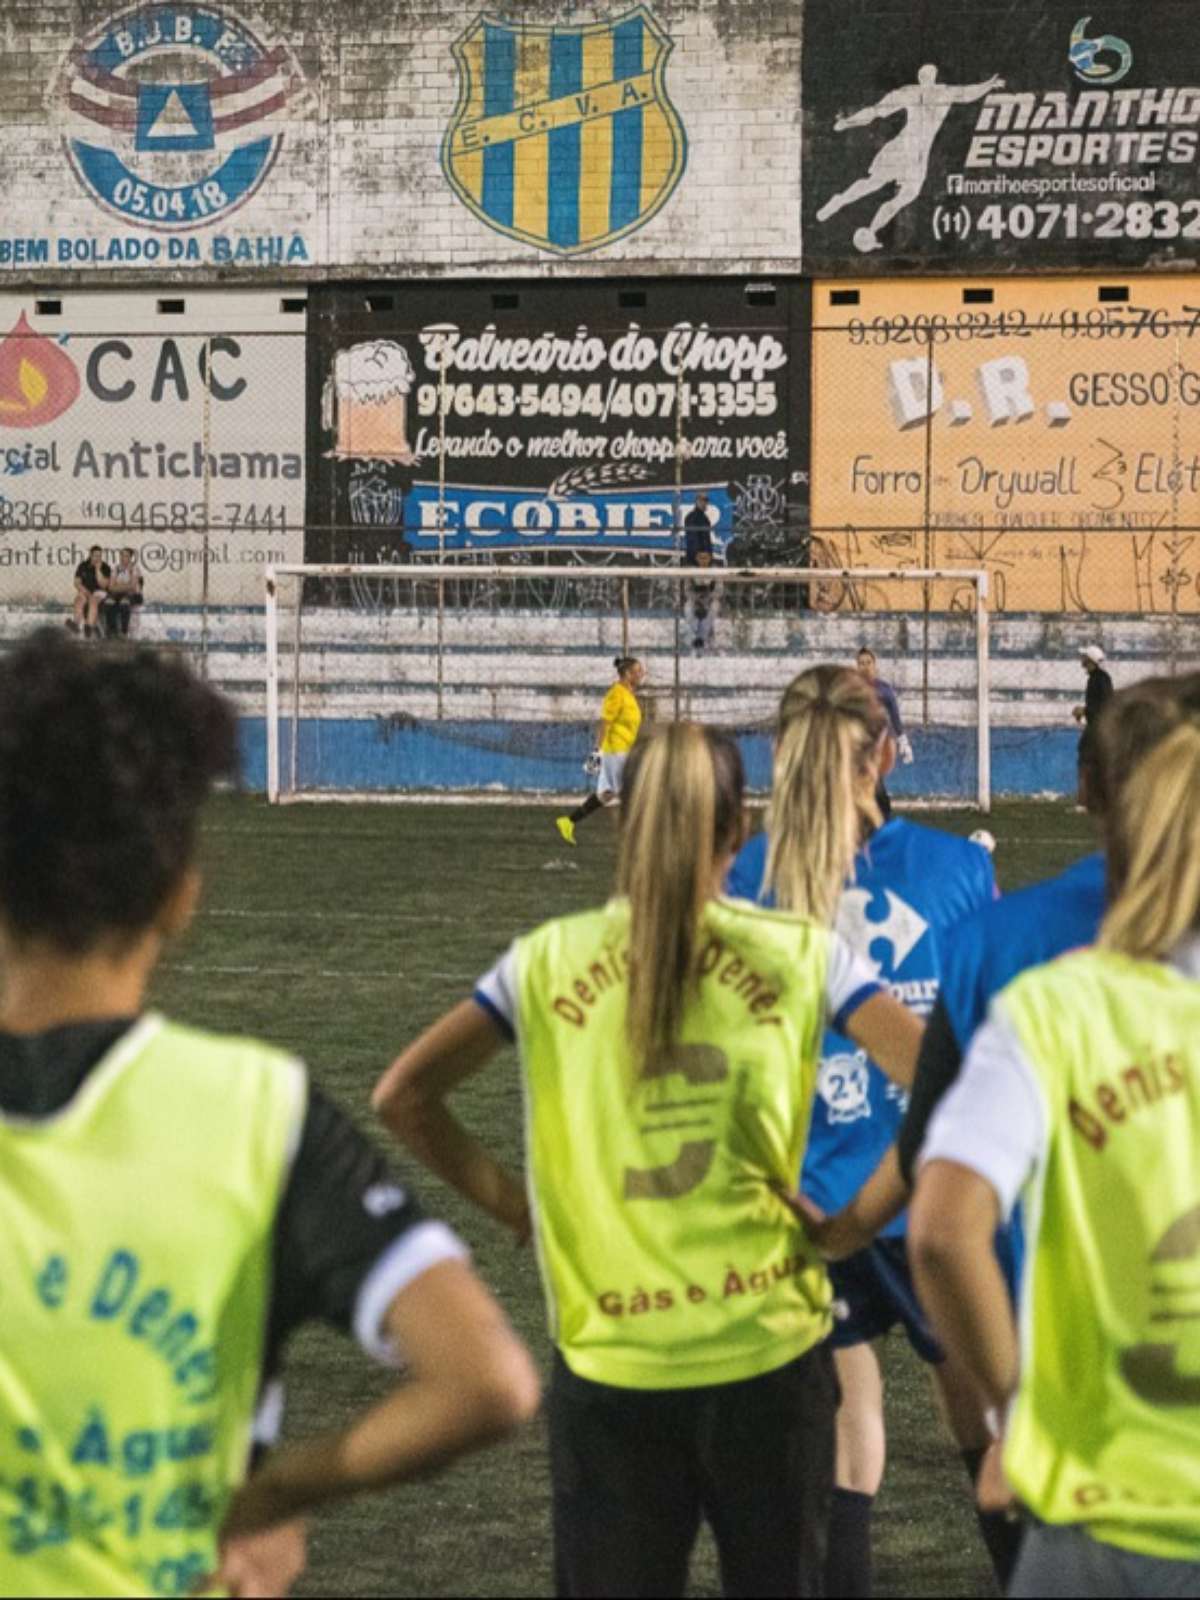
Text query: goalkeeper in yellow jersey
556 655 645 844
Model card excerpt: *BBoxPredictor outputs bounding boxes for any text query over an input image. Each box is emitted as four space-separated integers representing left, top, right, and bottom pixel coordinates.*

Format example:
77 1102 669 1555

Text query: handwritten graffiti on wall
811 276 1200 614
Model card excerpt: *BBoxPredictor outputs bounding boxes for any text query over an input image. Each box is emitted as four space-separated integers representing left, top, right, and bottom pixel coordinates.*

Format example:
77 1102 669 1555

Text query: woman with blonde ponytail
375 718 922 1598
728 664 1001 1600
764 664 891 923
909 673 1200 1600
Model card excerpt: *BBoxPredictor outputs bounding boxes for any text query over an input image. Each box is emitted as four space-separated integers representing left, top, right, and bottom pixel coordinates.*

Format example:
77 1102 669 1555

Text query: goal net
264 564 991 809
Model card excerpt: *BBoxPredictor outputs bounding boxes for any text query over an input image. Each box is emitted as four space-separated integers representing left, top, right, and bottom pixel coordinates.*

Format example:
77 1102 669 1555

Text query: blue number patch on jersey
726 818 996 1236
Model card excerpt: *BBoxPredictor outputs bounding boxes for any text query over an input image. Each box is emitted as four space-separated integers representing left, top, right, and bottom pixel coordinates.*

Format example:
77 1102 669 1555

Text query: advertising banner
0 294 304 603
812 276 1200 613
307 280 809 561
804 1 1200 273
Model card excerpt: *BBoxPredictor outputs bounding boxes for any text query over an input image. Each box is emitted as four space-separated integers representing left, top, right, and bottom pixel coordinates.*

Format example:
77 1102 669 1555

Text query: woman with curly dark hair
0 630 537 1599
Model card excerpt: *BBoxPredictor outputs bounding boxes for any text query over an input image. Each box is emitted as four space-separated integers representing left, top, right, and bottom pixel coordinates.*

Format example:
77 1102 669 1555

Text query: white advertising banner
0 289 304 603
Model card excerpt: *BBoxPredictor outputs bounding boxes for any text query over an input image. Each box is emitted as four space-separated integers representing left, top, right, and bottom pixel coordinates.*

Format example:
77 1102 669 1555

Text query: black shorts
549 1344 837 1598
827 1236 943 1365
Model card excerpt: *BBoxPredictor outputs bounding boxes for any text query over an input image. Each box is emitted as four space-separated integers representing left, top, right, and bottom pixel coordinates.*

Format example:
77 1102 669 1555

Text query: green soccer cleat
556 815 576 846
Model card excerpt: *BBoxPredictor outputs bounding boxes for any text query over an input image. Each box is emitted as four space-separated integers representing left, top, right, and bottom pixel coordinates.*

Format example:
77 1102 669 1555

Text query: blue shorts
827 1236 943 1365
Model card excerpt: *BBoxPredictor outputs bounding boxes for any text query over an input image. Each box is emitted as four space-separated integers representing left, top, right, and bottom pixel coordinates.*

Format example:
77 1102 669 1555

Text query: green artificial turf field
149 796 1094 1598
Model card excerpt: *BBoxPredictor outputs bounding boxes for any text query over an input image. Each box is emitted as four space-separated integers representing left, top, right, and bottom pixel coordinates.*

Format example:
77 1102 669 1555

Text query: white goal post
264 563 991 810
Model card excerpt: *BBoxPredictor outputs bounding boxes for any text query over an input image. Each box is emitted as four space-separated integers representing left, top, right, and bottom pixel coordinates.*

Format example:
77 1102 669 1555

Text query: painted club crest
442 6 687 255
53 3 304 231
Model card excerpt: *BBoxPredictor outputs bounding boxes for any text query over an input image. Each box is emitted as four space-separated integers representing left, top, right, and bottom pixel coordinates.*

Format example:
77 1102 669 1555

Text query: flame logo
0 313 81 429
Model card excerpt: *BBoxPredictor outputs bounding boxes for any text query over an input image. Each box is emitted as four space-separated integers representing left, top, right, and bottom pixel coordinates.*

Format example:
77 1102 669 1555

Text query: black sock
962 1447 1023 1592
825 1486 873 1599
569 794 604 826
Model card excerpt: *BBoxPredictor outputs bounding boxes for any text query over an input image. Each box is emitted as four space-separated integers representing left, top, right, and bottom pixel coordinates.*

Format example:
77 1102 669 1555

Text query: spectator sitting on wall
104 547 145 639
684 492 714 565
69 546 110 639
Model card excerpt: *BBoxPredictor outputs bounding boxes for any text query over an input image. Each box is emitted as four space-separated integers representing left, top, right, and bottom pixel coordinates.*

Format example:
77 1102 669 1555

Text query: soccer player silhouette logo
817 64 1004 253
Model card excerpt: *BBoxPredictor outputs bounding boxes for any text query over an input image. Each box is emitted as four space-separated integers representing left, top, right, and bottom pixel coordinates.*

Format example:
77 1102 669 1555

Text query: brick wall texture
0 0 802 283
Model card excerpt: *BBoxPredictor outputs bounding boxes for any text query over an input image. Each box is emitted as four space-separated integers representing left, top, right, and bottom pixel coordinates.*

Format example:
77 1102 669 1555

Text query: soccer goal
264 563 991 810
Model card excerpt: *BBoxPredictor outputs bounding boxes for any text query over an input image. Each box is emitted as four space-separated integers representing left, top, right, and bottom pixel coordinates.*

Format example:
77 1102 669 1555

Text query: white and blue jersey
727 818 996 1238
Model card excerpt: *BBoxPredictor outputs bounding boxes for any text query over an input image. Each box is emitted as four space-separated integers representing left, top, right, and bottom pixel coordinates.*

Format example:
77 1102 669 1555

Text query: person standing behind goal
0 629 539 1599
855 648 912 819
556 655 644 845
375 701 925 1597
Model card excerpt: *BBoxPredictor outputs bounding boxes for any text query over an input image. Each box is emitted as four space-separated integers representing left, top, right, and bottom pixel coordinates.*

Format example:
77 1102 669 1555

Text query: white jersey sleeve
478 929 884 1041
474 942 519 1039
918 1008 1047 1220
826 932 884 1033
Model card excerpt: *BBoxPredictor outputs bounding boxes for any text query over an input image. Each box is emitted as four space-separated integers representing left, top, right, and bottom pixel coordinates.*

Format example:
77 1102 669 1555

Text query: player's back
938 851 1106 1050
727 819 994 1230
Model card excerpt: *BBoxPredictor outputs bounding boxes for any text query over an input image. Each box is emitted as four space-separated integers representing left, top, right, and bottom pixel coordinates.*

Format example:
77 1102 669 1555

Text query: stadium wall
0 3 1195 286
1 2 1196 800
802 1 1200 277
0 0 800 285
0 602 1192 797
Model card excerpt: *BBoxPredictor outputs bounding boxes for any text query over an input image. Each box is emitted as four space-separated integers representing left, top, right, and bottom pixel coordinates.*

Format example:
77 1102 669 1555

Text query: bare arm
909 1160 1018 1409
791 1144 909 1261
843 990 923 1089
373 999 530 1239
204 1519 308 1598
217 1259 540 1539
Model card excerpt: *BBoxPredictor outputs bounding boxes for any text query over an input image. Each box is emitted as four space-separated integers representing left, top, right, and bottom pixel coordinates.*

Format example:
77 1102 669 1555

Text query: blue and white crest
54 4 303 230
817 1050 872 1126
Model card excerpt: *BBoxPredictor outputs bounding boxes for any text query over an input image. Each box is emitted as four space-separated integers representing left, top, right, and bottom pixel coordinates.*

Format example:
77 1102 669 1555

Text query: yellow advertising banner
812 276 1200 613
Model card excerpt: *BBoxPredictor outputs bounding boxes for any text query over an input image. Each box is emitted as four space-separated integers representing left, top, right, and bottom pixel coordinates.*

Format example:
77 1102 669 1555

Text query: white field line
162 962 474 983
199 907 466 924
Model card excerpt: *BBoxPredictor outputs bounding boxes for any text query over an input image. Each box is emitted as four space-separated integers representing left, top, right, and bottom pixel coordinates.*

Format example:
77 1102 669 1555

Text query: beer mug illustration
322 340 417 463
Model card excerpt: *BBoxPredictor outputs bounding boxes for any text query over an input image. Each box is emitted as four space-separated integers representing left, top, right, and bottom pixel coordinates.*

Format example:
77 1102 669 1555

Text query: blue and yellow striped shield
443 7 687 255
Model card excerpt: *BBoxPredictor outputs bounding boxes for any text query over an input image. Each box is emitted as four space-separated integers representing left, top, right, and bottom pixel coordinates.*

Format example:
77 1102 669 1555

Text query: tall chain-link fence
2 302 1197 694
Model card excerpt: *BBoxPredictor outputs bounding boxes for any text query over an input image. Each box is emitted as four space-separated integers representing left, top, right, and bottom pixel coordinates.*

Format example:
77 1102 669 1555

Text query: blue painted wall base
239 718 1083 799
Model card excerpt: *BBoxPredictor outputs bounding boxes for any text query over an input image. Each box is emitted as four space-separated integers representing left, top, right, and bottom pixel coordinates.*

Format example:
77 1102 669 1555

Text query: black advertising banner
803 1 1200 273
306 279 809 560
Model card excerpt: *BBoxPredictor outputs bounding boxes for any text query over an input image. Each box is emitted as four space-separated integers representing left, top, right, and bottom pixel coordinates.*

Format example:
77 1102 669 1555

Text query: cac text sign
0 297 303 602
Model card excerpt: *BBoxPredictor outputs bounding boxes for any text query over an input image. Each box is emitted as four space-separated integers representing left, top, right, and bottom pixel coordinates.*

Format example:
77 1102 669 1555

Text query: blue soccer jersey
937 850 1106 1050
902 850 1106 1301
726 818 995 1236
